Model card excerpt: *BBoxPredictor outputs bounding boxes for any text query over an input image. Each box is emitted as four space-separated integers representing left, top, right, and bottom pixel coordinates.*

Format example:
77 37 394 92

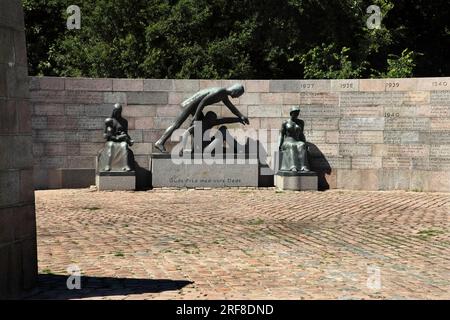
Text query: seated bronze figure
279 106 310 172
98 103 134 172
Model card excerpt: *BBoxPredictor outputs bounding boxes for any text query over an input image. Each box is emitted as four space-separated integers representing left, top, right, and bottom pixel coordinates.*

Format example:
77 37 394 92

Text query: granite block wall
0 0 38 298
29 76 450 192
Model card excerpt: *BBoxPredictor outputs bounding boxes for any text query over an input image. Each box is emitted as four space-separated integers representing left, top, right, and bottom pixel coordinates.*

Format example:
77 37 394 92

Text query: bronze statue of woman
278 106 310 172
99 103 134 172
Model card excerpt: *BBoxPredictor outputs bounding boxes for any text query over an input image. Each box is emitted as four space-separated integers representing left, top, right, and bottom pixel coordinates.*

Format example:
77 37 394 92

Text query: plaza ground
28 188 450 299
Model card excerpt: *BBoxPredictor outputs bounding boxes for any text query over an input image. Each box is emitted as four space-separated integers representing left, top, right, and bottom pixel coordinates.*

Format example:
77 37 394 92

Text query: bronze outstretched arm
210 117 245 127
223 98 249 124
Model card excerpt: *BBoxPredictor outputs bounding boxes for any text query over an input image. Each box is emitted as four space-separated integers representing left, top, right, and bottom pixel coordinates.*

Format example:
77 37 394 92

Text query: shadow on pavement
26 274 194 300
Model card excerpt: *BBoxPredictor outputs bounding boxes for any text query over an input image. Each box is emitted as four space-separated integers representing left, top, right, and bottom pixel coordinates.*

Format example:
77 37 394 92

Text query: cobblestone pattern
30 77 450 192
29 189 450 300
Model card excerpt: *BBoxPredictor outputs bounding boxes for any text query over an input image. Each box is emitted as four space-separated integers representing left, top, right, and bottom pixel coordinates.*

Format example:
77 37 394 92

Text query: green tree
23 0 450 78
297 44 367 79
23 0 72 76
375 49 420 78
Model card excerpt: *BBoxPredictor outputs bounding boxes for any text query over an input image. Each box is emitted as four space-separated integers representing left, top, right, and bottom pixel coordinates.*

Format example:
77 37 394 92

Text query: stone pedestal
151 153 259 188
96 172 136 191
275 171 318 191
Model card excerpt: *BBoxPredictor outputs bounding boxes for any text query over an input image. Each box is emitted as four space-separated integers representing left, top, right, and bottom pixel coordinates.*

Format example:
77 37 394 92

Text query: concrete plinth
275 171 318 191
96 172 136 191
151 153 259 188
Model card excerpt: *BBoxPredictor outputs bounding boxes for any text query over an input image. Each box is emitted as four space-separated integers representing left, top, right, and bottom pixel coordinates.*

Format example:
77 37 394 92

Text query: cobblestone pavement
29 188 450 300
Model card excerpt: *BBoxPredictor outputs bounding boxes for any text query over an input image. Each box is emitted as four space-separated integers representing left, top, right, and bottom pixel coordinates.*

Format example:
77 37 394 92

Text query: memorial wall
29 77 450 192
0 0 38 298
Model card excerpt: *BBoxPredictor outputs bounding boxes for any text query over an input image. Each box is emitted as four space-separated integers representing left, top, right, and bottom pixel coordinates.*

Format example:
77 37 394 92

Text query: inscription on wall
29 77 450 191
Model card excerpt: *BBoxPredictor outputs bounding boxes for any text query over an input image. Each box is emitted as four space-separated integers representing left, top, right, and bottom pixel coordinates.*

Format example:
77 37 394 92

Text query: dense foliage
23 0 450 79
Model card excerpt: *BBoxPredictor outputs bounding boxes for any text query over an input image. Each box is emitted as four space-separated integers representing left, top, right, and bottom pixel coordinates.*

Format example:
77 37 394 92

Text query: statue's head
290 106 300 119
104 118 114 135
227 83 245 98
204 111 218 122
105 117 114 127
112 103 123 119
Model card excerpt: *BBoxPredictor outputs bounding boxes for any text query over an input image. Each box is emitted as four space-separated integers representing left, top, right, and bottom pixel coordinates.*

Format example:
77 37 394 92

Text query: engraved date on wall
384 112 400 118
385 82 400 89
432 81 448 87
340 83 354 89
300 83 315 89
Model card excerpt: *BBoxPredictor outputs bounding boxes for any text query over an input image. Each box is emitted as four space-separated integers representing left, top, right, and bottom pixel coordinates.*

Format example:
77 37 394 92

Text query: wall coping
29 76 450 93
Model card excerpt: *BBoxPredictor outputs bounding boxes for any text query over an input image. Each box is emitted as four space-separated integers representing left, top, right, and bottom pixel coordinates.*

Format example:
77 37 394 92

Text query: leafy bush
23 0 450 78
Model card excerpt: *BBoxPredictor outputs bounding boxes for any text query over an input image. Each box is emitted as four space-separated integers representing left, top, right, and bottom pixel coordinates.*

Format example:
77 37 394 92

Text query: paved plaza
28 188 450 300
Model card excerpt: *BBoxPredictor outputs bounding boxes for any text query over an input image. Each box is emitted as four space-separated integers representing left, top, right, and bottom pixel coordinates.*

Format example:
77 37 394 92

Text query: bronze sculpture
154 84 249 152
178 111 247 156
278 106 310 172
98 103 134 172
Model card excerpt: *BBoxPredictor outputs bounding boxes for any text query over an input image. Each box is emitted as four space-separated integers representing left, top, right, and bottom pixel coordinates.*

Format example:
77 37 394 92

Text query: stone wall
0 0 38 298
30 76 450 192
